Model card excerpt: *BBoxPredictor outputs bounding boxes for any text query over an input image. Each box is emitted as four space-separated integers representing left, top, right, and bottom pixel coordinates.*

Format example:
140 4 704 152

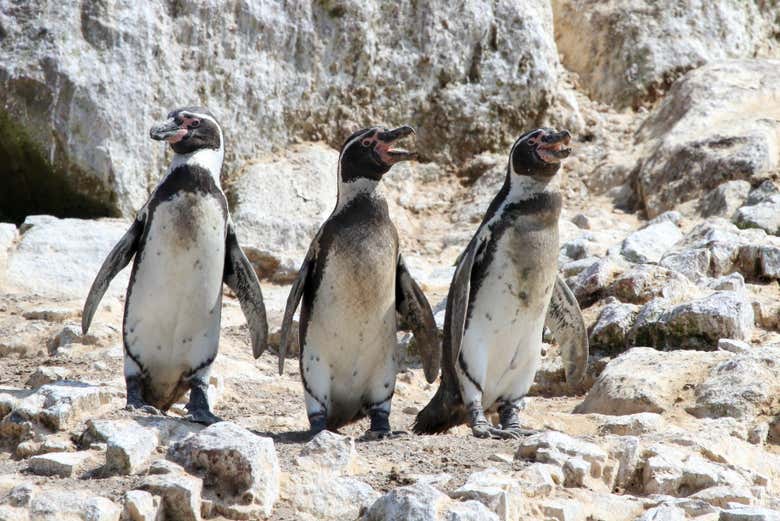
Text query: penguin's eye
361 139 371 147
190 120 201 128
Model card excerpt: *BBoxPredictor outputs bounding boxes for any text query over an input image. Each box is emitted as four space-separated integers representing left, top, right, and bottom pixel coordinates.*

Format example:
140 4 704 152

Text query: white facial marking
334 129 379 213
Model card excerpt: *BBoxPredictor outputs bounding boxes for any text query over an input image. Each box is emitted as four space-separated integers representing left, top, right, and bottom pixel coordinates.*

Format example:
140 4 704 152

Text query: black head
149 106 222 154
339 126 417 182
510 128 572 178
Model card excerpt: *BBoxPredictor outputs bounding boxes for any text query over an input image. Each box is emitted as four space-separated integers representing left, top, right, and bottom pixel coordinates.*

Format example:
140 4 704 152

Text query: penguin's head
510 128 572 178
150 107 223 155
339 126 417 182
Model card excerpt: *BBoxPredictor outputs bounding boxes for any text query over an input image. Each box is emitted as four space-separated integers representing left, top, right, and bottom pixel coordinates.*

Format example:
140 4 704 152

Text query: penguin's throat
508 171 558 198
336 177 381 211
169 147 224 186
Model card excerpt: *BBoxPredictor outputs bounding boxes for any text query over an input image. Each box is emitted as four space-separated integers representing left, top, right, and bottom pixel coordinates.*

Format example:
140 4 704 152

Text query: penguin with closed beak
82 106 268 425
413 128 588 439
278 125 440 439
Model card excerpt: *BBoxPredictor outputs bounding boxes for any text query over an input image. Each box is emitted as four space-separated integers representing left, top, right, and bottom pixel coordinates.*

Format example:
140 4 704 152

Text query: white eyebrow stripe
180 111 223 149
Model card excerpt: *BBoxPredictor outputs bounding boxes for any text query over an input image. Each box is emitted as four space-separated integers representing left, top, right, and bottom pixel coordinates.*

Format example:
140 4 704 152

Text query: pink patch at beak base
167 128 189 144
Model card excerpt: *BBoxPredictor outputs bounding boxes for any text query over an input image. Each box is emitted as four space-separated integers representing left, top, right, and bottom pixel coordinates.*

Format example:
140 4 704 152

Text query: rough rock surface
552 1 778 109
3 4 780 521
689 347 780 422
228 143 338 281
576 347 732 415
0 0 577 216
361 482 499 521
633 60 780 218
3 216 131 299
170 421 279 518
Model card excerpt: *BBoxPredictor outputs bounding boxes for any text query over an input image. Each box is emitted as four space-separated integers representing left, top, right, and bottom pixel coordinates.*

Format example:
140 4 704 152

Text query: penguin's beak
535 129 572 164
375 125 417 165
150 118 188 144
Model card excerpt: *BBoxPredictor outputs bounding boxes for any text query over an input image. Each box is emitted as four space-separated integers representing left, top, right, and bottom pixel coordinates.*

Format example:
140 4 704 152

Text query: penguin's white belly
125 192 226 386
460 233 556 409
303 249 397 408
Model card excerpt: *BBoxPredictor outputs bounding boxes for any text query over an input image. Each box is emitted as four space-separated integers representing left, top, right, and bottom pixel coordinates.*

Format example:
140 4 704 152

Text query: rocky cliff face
2 1 780 520
0 0 578 218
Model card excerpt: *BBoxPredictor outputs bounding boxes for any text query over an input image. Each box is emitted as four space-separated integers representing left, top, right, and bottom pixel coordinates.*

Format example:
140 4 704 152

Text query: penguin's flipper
396 255 440 383
545 274 589 385
278 249 313 375
82 217 144 335
223 222 268 359
448 235 484 369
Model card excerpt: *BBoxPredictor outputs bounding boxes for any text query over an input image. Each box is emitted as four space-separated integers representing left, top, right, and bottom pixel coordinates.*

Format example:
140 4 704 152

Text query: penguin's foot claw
184 409 223 425
489 427 525 440
184 407 224 425
471 425 492 439
126 403 162 416
360 430 405 441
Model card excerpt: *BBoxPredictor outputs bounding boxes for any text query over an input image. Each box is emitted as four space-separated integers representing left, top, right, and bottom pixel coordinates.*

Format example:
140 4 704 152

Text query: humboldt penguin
277 125 440 439
413 128 588 438
82 106 268 425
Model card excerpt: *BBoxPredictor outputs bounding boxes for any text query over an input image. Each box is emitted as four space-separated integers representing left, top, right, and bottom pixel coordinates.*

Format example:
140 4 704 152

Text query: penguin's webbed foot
185 378 222 425
359 429 407 442
308 412 327 435
497 401 534 438
126 403 163 416
184 408 222 426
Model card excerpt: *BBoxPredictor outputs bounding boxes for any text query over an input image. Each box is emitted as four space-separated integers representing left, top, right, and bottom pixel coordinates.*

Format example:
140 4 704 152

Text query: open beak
150 118 187 143
375 125 417 165
536 130 572 164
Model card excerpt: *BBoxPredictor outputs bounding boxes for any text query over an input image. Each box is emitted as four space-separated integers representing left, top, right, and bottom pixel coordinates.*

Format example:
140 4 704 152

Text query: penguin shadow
250 429 316 445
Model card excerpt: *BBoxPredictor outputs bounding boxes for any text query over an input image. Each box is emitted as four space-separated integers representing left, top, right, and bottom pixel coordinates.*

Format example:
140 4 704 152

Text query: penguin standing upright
413 128 588 439
278 126 440 439
82 106 268 425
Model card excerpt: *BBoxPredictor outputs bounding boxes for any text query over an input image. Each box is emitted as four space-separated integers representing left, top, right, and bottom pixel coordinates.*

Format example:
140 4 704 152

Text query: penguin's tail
412 385 466 435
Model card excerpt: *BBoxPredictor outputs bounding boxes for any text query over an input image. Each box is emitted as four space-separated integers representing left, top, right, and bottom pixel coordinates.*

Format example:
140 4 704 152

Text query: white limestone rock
576 347 732 415
719 507 780 521
228 143 338 282
170 421 279 519
0 0 576 216
589 302 639 352
123 490 162 521
3 216 131 299
628 291 754 350
551 1 776 109
688 347 780 422
24 367 71 388
450 468 522 521
632 60 780 217
735 194 780 236
28 451 95 478
294 430 360 476
0 382 122 445
140 472 203 521
28 489 121 521
635 505 687 521
361 482 498 521
515 431 612 489
621 221 683 264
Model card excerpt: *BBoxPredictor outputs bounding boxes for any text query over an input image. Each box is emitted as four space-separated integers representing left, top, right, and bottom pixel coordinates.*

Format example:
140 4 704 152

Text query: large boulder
169 421 279 519
660 218 780 282
576 347 732 415
632 60 780 218
688 347 780 422
228 142 338 281
0 0 577 217
628 291 754 350
361 482 499 521
551 1 777 109
1 215 131 299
